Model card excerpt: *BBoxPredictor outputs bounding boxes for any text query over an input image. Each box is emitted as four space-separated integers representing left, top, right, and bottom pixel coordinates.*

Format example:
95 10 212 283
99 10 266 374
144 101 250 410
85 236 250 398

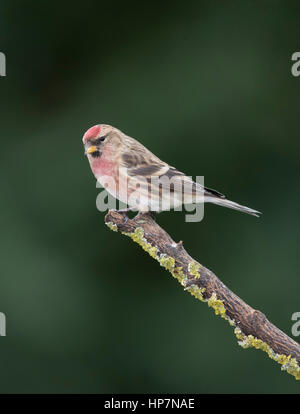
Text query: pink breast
89 145 117 180
91 156 114 178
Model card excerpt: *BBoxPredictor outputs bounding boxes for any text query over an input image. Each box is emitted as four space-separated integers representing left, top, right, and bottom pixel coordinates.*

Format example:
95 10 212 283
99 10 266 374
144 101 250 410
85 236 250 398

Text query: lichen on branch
105 210 300 380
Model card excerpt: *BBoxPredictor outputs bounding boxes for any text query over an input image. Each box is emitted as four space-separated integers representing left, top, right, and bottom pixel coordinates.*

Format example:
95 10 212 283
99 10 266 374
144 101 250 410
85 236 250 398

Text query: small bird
83 124 260 217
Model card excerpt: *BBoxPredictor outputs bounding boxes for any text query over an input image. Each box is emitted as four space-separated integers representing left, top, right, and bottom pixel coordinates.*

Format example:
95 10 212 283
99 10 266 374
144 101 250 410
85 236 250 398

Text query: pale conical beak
85 146 98 155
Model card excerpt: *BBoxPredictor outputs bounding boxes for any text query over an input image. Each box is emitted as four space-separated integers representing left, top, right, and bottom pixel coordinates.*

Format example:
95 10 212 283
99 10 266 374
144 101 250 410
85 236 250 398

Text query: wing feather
121 140 225 206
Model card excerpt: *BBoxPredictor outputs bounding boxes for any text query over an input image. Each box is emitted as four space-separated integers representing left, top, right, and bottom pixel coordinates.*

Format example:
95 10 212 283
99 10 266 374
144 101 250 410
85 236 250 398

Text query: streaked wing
120 143 225 211
125 156 225 199
129 163 170 177
121 143 169 178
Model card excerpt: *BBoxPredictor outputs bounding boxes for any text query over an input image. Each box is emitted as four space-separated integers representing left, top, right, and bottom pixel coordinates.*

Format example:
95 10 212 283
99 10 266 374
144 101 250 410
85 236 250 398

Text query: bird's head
82 124 115 158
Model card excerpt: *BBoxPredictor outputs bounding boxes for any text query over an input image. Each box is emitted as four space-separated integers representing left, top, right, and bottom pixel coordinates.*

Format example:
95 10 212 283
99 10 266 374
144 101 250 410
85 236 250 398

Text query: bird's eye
94 136 106 145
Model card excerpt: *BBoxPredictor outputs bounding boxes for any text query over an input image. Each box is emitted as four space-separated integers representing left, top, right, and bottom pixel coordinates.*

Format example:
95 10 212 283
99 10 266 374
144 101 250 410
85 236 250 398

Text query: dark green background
0 1 299 393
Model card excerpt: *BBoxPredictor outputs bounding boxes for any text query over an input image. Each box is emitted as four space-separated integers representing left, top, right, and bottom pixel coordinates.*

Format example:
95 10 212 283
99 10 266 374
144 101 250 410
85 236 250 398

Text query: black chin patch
91 151 101 158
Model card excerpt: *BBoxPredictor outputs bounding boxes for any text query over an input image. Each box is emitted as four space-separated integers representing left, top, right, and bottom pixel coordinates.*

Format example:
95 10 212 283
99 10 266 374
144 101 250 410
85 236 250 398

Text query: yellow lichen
188 261 201 279
234 328 300 380
186 285 206 301
170 266 187 286
234 327 244 341
122 228 159 260
172 266 186 285
159 256 189 287
105 222 118 232
207 292 227 318
159 254 175 272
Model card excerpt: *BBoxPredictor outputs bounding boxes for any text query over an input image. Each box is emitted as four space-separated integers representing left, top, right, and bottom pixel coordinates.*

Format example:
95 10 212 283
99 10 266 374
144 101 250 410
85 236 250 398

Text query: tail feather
205 196 261 217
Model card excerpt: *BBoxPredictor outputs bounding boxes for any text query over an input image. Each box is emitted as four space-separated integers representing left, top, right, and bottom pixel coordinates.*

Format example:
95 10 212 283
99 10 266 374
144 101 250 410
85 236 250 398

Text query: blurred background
0 0 299 393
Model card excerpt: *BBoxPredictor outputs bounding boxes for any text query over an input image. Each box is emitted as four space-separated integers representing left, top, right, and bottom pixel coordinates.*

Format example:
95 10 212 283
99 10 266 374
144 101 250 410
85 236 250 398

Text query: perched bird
83 124 260 217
